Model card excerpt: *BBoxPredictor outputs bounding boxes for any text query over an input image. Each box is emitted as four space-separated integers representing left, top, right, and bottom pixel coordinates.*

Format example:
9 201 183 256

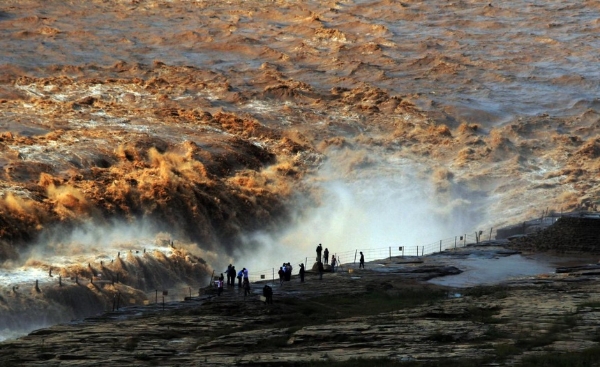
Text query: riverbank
2 242 600 366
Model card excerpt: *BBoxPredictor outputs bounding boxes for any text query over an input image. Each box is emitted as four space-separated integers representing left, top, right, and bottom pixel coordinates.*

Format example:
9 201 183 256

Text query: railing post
208 270 214 287
454 236 457 249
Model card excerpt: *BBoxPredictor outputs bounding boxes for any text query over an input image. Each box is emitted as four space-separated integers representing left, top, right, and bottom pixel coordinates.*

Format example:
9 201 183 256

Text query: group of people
316 243 335 279
315 243 339 276
214 245 364 302
217 265 251 297
278 263 293 284
280 262 308 283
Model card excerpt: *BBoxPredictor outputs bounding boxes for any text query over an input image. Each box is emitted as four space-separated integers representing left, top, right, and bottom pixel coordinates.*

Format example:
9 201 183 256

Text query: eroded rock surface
2 245 600 366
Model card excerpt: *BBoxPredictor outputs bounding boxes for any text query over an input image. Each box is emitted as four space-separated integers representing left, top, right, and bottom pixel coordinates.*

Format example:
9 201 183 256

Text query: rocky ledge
1 244 600 366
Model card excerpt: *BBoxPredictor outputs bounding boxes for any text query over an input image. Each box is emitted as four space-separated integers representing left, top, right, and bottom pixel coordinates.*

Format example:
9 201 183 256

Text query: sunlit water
1 1 599 122
427 254 557 288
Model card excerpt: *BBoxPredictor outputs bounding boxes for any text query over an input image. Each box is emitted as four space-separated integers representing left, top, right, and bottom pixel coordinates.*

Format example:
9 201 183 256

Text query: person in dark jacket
316 243 322 262
237 269 243 287
229 265 237 286
299 263 305 282
226 264 233 286
278 265 285 285
263 285 273 304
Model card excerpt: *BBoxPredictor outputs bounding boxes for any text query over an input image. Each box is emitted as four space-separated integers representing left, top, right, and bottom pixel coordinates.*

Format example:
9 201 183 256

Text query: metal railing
241 228 501 284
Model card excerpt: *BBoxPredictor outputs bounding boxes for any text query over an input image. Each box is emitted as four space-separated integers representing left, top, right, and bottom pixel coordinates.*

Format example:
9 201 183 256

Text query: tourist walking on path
324 248 329 264
359 252 365 268
316 244 322 262
299 263 305 282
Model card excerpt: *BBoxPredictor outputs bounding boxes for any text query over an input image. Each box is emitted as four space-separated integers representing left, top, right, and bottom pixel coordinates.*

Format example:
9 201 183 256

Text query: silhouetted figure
243 278 251 297
318 261 324 280
324 248 329 264
359 252 365 268
278 266 285 285
331 255 336 272
237 269 243 287
299 263 305 282
228 265 236 286
285 263 292 281
316 243 323 262
226 264 233 286
263 285 273 304
217 277 224 296
243 268 249 282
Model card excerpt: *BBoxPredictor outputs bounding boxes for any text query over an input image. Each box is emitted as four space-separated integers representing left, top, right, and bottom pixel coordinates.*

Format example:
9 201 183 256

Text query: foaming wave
0 223 213 341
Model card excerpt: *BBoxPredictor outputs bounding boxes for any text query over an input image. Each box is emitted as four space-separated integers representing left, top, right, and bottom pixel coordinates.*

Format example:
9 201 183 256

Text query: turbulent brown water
1 0 599 340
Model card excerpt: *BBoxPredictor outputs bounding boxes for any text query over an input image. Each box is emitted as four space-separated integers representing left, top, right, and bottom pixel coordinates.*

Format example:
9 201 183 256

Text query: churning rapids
0 0 599 340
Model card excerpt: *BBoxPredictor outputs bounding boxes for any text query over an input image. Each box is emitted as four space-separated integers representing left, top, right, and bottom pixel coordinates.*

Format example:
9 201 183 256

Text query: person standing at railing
331 255 336 272
359 252 365 269
237 269 244 287
278 265 285 285
299 263 305 282
243 268 249 283
324 248 329 264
